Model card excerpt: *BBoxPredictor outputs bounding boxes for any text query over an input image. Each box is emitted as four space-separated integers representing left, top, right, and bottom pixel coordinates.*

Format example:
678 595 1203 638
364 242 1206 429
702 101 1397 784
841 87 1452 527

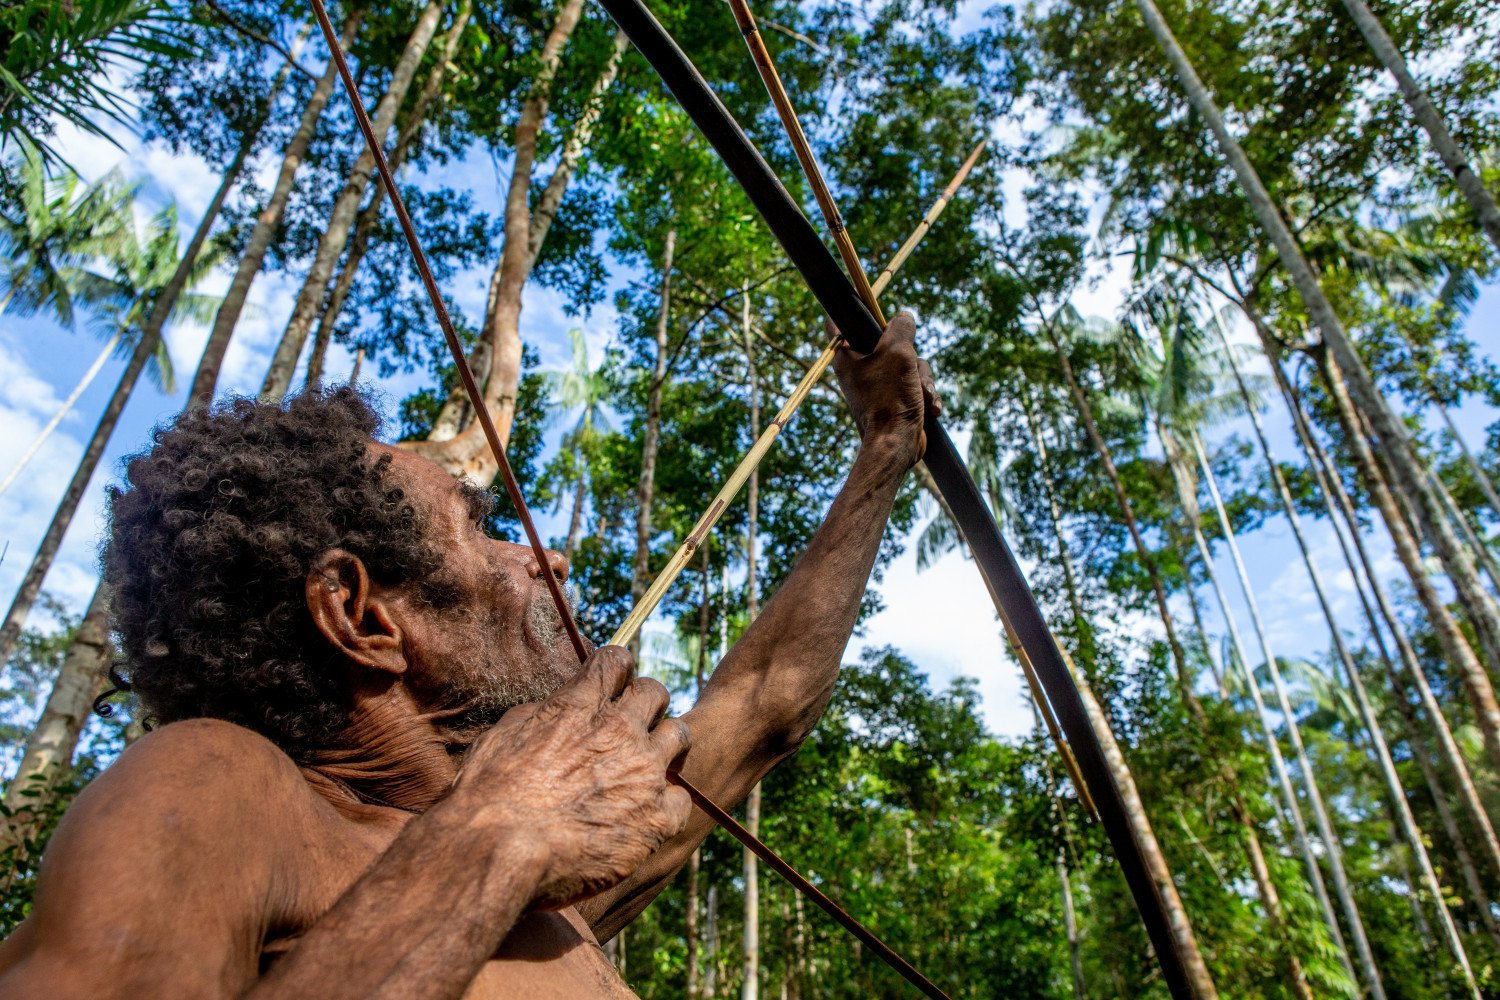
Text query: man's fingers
651 717 691 768
878 310 917 353
661 783 693 835
617 676 671 729
561 644 634 704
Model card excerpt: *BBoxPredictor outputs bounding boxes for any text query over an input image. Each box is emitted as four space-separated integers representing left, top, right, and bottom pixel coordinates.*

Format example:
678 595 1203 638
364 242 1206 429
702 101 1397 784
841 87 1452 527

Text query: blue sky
1 56 1496 744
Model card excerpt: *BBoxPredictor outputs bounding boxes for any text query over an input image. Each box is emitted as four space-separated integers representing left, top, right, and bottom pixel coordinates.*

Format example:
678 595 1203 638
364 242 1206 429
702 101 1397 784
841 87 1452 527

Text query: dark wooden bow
305 0 1191 995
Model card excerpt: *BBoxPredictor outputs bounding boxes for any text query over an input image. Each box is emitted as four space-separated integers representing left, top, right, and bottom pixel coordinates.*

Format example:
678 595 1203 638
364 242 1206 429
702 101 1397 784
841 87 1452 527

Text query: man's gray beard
441 583 581 739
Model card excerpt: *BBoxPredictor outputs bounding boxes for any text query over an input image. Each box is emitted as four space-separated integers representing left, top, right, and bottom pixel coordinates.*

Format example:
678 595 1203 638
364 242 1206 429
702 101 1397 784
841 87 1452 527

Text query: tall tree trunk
705 883 721 997
1319 351 1500 769
628 228 677 652
190 8 364 405
1045 330 1196 697
1191 431 1386 995
1430 462 1500 592
403 5 618 470
1030 402 1218 1000
1272 353 1500 881
0 328 122 498
259 0 445 401
1335 0 1500 251
1 586 110 844
1161 428 1346 993
740 279 762 1000
0 328 154 668
304 0 472 388
563 473 588 565
1209 344 1480 993
421 30 628 446
1037 706 1089 1000
1135 0 1500 701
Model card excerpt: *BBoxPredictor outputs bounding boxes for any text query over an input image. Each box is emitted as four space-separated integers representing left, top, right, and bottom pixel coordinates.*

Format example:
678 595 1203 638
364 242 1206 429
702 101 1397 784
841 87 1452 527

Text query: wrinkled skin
0 312 935 999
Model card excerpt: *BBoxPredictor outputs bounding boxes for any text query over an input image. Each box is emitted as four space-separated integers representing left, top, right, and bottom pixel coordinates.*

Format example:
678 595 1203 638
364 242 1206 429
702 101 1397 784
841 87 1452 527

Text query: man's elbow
756 679 837 761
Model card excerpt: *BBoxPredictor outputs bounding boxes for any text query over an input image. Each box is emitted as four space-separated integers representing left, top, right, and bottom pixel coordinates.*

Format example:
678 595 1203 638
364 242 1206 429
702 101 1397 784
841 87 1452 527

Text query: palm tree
539 328 613 563
0 201 221 676
0 0 187 173
0 139 130 323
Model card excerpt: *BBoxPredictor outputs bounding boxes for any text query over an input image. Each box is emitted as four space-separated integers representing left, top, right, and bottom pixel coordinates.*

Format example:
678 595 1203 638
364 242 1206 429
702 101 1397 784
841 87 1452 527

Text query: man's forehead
369 442 465 504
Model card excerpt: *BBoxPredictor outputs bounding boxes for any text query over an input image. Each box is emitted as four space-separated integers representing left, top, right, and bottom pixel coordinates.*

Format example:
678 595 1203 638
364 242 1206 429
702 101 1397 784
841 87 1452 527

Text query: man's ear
305 548 407 676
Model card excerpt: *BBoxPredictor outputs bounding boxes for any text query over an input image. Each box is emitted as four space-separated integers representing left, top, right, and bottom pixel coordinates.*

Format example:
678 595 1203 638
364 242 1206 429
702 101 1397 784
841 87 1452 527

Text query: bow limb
586 1 1198 995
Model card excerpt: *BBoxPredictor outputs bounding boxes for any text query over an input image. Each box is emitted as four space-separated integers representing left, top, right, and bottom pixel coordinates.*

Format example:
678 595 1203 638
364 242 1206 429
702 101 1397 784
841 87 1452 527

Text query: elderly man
0 313 933 998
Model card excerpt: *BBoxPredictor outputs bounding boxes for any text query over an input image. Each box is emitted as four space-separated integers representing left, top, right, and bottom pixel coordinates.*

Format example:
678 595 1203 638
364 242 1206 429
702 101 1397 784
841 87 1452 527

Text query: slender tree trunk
403 4 614 471
1037 705 1089 1000
563 474 587 565
1430 462 1500 592
1045 330 1195 696
1031 405 1218 1000
420 29 629 447
1161 428 1346 993
1135 0 1500 696
190 8 363 405
259 0 445 401
304 0 472 388
0 327 122 498
1335 0 1500 251
1 586 109 826
1438 403 1500 517
1386 654 1500 953
1210 344 1479 993
628 228 676 653
1191 431 1385 994
741 279 762 1000
0 329 153 668
705 883 721 997
1272 356 1500 882
1056 851 1085 1000
1318 352 1500 769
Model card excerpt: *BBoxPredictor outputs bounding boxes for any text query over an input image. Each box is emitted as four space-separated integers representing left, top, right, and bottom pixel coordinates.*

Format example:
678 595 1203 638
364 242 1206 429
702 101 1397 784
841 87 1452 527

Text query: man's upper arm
0 720 297 999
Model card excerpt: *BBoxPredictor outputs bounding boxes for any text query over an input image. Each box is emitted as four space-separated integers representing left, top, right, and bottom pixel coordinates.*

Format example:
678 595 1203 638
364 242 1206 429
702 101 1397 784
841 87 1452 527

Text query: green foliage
0 0 192 173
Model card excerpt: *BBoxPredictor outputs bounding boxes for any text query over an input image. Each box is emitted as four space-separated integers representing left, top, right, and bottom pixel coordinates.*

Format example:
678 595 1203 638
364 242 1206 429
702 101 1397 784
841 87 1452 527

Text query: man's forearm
708 435 909 746
245 802 545 1000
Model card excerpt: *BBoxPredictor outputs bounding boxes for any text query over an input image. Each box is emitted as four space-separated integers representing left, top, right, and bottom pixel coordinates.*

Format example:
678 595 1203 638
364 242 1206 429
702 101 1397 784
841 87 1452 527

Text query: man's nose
524 547 570 583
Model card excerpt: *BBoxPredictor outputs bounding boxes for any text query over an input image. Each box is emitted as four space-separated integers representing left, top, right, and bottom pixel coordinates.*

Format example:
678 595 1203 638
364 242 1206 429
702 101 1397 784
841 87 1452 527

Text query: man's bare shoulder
0 720 322 996
79 718 313 826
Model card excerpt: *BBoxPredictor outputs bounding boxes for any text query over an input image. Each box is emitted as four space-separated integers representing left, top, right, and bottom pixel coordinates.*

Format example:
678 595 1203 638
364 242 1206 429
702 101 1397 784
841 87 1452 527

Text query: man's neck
308 699 458 813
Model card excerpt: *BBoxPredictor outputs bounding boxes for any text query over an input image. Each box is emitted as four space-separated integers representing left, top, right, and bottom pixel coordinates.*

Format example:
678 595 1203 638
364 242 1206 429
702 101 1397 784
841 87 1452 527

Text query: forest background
1 0 1498 996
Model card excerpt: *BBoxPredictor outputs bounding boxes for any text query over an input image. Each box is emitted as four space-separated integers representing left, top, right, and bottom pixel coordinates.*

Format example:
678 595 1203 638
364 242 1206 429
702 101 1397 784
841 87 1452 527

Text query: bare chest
265 816 637 999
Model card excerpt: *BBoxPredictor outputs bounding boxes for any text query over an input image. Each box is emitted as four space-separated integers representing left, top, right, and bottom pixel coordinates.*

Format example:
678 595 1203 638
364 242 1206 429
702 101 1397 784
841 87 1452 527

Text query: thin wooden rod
727 0 884 324
609 147 983 648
